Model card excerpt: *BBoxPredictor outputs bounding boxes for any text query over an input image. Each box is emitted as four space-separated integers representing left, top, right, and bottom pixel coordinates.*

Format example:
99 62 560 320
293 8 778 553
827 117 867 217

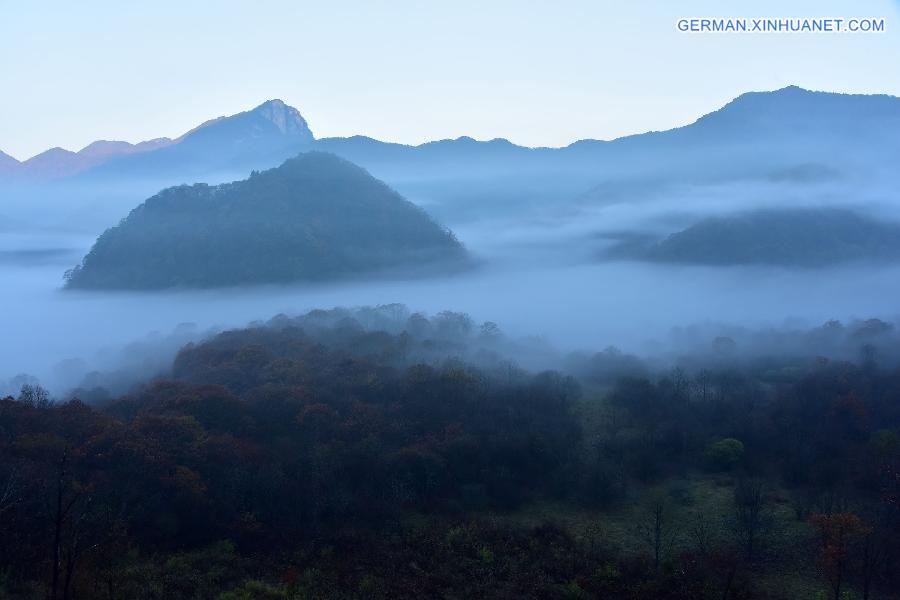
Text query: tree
731 479 766 561
434 311 473 341
705 438 745 472
809 512 871 600
18 383 53 408
636 493 677 571
48 448 78 600
478 321 501 341
857 521 886 600
34 440 123 600
0 462 20 522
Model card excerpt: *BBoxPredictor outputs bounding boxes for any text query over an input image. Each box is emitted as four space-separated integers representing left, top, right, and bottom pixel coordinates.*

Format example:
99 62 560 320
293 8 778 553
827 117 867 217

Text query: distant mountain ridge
691 86 900 136
9 138 174 180
0 99 312 182
4 87 900 233
5 86 899 186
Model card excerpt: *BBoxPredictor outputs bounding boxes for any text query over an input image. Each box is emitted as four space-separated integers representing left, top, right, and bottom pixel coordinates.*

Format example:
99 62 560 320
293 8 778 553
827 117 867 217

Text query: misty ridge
604 208 900 267
5 302 899 405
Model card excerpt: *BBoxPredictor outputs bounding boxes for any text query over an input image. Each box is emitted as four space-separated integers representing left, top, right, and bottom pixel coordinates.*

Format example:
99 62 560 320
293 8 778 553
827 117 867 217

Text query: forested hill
637 208 900 267
65 152 468 289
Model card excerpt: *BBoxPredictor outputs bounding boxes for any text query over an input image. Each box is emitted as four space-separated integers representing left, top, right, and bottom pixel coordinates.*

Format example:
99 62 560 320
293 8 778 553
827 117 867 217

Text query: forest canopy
1 305 899 599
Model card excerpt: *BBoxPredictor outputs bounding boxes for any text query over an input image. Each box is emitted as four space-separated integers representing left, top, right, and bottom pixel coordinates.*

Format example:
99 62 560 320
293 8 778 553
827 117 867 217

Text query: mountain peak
25 147 77 163
77 138 174 158
773 84 810 93
251 99 311 135
730 85 900 106
686 86 900 137
724 85 820 108
176 99 314 146
255 98 287 109
78 140 139 158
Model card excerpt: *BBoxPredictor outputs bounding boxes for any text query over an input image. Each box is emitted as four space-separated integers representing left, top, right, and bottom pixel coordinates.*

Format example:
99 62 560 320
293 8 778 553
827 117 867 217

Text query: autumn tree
809 512 871 600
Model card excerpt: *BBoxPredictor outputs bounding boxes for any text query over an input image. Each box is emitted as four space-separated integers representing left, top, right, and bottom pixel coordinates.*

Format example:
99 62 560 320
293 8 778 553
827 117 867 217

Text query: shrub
705 438 745 471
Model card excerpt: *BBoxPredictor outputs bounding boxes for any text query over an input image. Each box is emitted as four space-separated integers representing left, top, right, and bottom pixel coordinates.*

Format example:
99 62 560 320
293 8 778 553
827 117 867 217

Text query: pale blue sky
2 0 899 159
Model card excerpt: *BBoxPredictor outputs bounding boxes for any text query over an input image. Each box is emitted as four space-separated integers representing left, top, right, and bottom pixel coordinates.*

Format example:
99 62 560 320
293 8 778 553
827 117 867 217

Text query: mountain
6 87 899 186
5 88 900 231
76 99 315 183
0 99 311 183
2 138 173 180
64 152 468 290
19 86 900 187
619 208 900 267
686 85 900 141
318 86 900 172
318 87 900 220
77 138 173 160
0 100 319 232
20 147 84 179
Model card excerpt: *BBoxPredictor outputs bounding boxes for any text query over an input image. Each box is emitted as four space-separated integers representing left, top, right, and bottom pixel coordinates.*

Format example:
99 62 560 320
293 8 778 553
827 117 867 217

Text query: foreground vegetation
1 307 898 598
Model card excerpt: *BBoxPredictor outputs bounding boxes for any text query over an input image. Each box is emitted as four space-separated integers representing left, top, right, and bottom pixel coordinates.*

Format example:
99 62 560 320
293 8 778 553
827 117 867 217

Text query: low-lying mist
3 243 900 398
3 158 900 398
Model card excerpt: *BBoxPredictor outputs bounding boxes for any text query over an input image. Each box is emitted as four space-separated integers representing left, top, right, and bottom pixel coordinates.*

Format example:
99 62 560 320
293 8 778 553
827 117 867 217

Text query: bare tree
690 511 715 557
857 505 890 600
47 448 80 600
41 447 124 600
693 369 713 404
732 478 766 561
18 383 53 409
0 463 20 518
637 492 678 571
690 512 743 600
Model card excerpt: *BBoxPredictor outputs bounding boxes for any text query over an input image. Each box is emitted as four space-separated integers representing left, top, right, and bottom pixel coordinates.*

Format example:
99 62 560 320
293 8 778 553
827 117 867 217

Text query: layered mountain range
3 87 900 269
4 87 899 188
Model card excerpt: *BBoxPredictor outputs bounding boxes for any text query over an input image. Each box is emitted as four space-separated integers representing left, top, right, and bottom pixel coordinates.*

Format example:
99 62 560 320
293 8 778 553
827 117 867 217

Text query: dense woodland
1 306 899 599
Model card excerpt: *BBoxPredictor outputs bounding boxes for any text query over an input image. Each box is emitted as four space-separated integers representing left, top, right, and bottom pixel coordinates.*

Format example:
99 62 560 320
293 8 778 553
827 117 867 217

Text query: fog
3 186 900 397
3 108 900 397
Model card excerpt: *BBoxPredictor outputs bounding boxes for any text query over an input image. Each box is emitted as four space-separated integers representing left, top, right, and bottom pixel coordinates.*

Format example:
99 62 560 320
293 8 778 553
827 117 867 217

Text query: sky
2 0 899 160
